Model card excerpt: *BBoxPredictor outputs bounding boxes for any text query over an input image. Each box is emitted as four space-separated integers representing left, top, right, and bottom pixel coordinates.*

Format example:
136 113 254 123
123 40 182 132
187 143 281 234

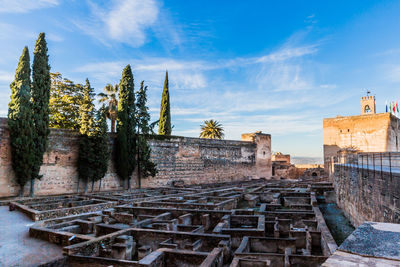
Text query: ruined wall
272 153 290 165
334 164 400 227
323 113 400 177
272 163 303 179
0 119 271 197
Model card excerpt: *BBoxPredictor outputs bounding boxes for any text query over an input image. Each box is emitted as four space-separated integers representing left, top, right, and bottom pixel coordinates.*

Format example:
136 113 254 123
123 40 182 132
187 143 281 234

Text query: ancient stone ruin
2 178 340 266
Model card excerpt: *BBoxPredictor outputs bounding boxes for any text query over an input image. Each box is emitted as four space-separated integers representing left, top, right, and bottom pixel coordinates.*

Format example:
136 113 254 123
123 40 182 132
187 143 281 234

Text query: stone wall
334 164 400 227
0 118 271 197
323 113 400 177
272 153 290 165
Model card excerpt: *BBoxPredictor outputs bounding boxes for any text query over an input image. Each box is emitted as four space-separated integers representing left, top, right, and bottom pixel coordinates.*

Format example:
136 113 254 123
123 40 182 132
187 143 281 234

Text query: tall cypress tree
91 106 109 191
31 32 51 196
116 65 136 189
8 47 36 196
77 79 95 193
136 81 157 188
158 71 171 135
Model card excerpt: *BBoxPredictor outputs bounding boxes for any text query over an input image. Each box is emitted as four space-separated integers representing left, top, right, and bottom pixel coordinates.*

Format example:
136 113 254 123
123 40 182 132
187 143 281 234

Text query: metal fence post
380 153 383 179
373 153 375 179
389 152 392 182
361 154 364 177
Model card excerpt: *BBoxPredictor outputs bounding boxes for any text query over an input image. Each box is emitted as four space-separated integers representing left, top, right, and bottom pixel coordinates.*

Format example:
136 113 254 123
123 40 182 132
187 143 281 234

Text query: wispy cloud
73 0 181 48
0 0 59 13
0 23 36 40
72 33 339 146
0 71 13 82
104 0 158 46
256 45 318 63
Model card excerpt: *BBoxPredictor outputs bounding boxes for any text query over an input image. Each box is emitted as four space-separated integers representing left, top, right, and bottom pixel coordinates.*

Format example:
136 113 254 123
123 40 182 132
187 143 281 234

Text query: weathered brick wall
0 118 271 197
334 164 400 227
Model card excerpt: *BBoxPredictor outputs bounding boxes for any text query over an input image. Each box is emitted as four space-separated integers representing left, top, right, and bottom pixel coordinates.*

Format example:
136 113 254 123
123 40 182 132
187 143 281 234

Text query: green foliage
31 32 51 182
78 106 110 193
115 65 137 185
77 134 94 193
8 47 36 192
92 106 110 183
79 79 95 136
136 81 157 179
200 119 224 139
137 81 151 134
98 84 118 133
49 72 84 130
77 79 110 193
158 71 171 135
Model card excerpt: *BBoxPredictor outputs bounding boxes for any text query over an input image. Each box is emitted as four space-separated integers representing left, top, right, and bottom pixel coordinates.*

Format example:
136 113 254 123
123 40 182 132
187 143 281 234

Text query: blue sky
1 0 400 159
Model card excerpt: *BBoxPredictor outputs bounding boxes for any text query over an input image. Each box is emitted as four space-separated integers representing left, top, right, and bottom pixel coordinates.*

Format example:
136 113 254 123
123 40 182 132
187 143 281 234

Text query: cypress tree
158 71 171 135
136 81 157 188
8 47 36 196
30 32 51 196
77 79 95 193
116 65 136 189
91 106 109 191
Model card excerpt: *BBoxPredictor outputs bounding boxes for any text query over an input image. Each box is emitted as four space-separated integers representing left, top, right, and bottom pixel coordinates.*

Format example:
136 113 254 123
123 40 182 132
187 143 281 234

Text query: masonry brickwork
0 118 271 197
334 164 400 227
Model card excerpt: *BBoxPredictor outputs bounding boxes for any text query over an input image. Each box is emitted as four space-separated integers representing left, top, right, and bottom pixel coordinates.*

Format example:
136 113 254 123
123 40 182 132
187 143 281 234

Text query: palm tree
200 120 224 139
98 84 118 133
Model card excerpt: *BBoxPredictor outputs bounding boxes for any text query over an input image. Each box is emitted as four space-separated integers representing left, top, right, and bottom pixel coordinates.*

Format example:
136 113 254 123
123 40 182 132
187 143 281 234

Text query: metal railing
336 151 400 177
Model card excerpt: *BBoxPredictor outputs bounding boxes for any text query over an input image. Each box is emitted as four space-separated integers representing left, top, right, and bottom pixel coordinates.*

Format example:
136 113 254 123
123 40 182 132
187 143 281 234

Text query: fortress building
323 95 400 174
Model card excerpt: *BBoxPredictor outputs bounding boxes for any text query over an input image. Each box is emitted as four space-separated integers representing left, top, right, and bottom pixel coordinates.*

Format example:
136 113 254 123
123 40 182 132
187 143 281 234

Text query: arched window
364 105 371 113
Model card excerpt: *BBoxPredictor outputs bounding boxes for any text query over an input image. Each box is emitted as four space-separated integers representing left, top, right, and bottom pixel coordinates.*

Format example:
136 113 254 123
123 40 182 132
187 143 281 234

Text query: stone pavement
323 222 400 266
0 206 63 267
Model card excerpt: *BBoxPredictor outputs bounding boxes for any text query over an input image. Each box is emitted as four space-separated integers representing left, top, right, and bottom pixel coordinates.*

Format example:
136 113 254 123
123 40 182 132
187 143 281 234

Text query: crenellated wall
0 118 271 197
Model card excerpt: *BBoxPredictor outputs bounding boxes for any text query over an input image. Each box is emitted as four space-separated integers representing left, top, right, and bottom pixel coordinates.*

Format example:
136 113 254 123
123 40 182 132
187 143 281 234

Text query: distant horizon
1 0 400 158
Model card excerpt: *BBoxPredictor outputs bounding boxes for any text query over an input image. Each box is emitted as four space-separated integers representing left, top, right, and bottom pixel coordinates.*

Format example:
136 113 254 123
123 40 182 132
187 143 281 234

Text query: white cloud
74 42 320 90
0 23 36 40
256 45 318 63
73 37 341 144
105 0 158 46
0 0 59 13
254 63 313 92
46 33 64 42
74 0 168 47
171 72 206 90
0 71 13 83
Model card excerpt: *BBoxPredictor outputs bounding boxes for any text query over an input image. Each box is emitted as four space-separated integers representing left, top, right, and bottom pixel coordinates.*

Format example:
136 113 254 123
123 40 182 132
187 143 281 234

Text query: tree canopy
136 81 157 184
8 47 36 195
98 83 118 133
49 72 84 130
200 120 224 139
31 32 51 190
115 65 137 188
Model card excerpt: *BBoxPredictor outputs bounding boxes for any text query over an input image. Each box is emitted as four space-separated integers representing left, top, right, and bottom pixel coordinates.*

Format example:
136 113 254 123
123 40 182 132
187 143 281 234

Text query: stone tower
360 95 376 115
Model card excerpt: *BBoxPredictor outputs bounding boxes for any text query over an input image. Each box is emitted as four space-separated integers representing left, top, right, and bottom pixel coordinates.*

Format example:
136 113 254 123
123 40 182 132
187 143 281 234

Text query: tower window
364 105 371 113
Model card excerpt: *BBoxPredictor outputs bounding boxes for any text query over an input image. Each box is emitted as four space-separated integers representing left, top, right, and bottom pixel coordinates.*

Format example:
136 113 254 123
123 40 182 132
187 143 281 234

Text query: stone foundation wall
0 118 271 197
334 164 400 227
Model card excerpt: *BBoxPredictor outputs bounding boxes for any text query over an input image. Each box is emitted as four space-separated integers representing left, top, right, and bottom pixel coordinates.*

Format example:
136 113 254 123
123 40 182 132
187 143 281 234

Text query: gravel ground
0 206 63 267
